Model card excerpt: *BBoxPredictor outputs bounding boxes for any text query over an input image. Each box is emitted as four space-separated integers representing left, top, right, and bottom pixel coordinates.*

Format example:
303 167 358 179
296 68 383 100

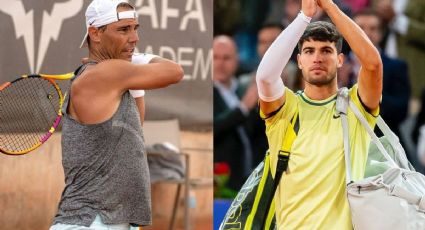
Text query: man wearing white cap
50 0 183 229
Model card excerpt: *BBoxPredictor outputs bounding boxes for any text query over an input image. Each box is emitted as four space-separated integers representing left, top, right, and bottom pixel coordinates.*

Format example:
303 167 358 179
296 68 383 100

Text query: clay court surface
0 131 213 230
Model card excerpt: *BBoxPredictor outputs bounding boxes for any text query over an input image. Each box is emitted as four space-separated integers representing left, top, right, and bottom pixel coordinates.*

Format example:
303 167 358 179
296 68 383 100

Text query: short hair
353 8 382 29
353 8 380 19
117 2 134 11
259 22 285 32
297 21 343 53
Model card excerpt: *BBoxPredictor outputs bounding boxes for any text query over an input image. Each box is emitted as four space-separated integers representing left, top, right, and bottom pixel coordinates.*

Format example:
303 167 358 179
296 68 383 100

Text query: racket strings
1 78 48 151
0 81 37 148
0 77 60 153
1 79 41 151
6 79 42 143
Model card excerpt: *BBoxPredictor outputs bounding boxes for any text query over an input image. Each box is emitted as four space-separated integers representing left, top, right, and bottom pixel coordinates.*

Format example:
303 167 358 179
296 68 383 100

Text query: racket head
0 74 68 155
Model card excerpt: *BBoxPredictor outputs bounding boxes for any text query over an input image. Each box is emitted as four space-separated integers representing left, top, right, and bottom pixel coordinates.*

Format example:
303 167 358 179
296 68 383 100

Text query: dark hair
87 26 107 47
117 2 134 11
297 21 343 53
353 8 382 29
353 8 380 19
260 22 285 32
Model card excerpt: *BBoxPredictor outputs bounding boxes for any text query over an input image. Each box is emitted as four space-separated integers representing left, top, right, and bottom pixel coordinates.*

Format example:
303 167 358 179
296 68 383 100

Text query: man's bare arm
320 0 382 110
91 58 183 93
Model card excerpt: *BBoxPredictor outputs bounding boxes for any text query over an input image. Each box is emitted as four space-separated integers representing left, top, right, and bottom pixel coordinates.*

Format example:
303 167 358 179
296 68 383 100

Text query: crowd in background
213 0 425 196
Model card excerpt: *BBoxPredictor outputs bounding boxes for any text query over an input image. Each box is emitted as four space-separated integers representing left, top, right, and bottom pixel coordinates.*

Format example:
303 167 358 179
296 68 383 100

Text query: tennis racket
0 73 74 155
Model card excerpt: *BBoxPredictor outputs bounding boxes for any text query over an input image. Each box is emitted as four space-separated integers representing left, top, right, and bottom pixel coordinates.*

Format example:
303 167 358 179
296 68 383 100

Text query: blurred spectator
282 0 303 28
342 9 410 148
343 0 370 13
416 126 425 166
213 0 242 36
213 35 258 191
266 0 286 25
413 89 425 168
234 0 272 73
413 89 425 145
313 0 352 22
374 0 425 98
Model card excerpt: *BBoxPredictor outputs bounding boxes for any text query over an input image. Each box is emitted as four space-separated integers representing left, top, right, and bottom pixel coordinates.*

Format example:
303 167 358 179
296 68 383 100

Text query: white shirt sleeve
256 11 311 102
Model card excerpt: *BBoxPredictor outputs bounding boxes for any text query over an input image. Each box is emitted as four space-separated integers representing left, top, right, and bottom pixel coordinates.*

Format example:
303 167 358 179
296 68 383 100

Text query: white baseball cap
80 0 138 48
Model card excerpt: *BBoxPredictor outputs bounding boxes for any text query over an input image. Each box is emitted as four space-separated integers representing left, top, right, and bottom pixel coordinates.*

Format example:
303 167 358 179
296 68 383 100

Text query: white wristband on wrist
129 53 159 98
132 53 159 65
129 90 145 98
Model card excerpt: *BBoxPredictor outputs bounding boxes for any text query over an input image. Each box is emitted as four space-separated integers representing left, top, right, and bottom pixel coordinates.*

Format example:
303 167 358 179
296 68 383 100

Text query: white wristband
129 53 159 98
132 53 159 65
129 89 145 98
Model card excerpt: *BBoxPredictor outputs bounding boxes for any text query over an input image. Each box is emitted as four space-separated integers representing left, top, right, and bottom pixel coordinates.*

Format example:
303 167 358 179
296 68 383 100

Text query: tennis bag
219 112 299 230
336 88 425 230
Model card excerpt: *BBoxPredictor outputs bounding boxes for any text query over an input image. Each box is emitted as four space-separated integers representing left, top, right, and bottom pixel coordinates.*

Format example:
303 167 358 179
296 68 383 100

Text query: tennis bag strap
220 109 300 230
261 110 300 229
336 88 399 184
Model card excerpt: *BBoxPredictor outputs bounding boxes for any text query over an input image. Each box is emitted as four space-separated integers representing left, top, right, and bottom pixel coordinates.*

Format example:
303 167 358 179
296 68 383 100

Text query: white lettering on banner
144 45 211 81
178 47 194 80
135 0 159 28
158 46 177 61
193 48 211 81
161 0 179 29
0 0 84 73
135 0 206 32
181 0 205 32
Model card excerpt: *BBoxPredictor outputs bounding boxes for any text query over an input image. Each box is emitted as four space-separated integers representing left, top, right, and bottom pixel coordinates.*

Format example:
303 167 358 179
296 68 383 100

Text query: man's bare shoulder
75 60 131 86
87 59 131 77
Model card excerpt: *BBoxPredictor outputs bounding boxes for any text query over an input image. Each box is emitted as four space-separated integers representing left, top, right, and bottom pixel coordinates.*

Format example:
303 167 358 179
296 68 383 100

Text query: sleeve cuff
299 11 312 23
129 89 145 98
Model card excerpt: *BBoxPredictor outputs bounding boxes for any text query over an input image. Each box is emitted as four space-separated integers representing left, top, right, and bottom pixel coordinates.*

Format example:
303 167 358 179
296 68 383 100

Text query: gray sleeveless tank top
52 63 151 227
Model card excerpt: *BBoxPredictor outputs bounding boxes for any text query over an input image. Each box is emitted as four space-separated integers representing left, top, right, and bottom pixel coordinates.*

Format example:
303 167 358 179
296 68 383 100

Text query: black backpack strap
261 110 300 229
